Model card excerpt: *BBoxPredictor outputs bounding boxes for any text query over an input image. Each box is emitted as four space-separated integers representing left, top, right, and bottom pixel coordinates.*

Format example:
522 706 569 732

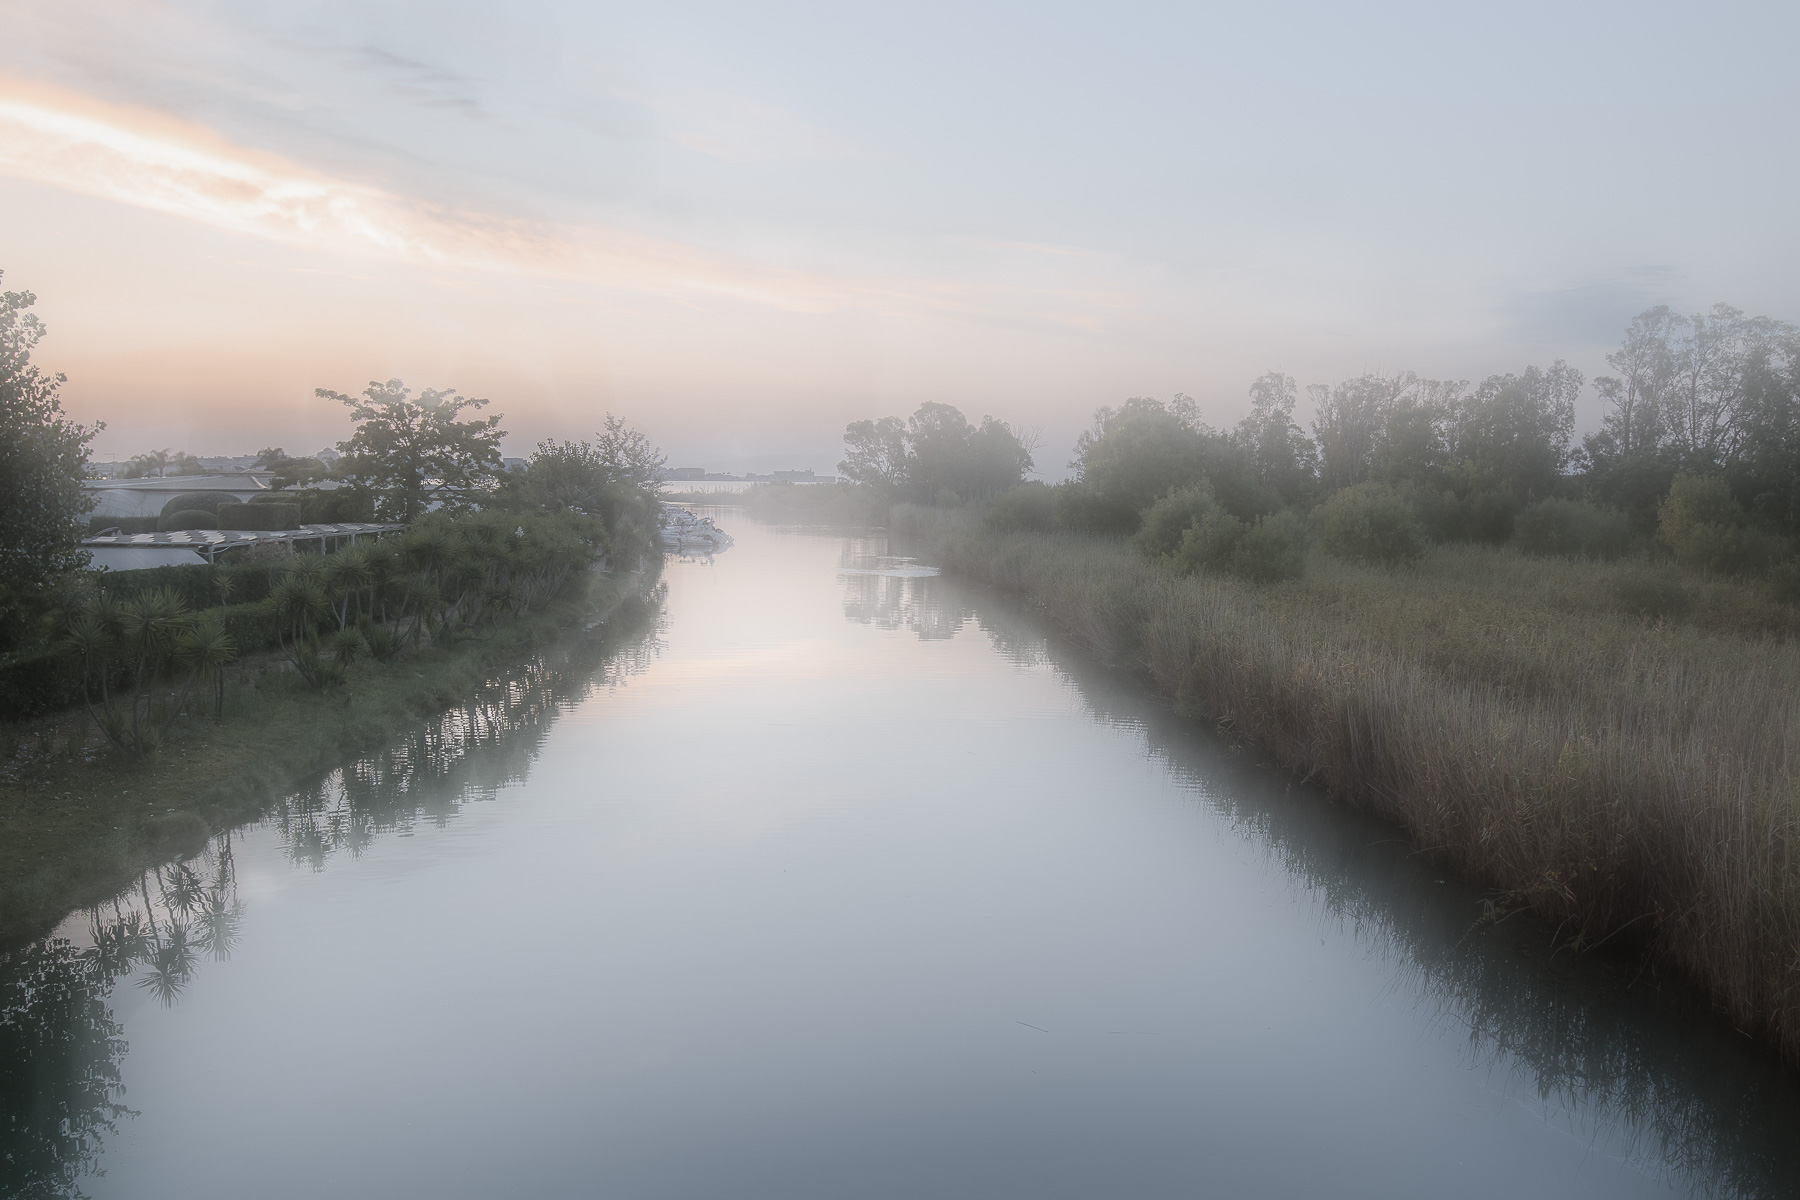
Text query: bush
1231 510 1310 582
1050 481 1138 534
158 509 217 532
1167 508 1308 583
1316 483 1427 567
159 492 237 518
1513 498 1634 560
1133 486 1218 558
217 503 301 531
984 483 1057 533
1612 567 1691 621
1657 476 1788 574
1412 488 1518 544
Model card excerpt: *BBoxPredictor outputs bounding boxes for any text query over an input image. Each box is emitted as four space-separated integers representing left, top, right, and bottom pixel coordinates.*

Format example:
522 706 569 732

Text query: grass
0 565 661 949
897 506 1800 1065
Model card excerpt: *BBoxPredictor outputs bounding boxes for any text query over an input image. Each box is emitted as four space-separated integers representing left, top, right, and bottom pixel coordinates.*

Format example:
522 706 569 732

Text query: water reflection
945 578 1800 1200
839 540 969 640
0 592 664 1198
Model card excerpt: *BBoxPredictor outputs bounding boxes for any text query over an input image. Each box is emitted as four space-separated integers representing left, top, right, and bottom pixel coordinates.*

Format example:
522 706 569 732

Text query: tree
123 449 202 478
1233 372 1319 507
839 416 910 493
1450 361 1582 501
1072 397 1211 514
0 274 98 648
318 379 505 522
504 416 667 564
253 446 330 491
839 404 1031 502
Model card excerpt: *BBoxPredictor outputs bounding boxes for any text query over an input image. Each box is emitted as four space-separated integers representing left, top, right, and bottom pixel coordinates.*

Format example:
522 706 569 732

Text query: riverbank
897 506 1800 1065
0 564 662 948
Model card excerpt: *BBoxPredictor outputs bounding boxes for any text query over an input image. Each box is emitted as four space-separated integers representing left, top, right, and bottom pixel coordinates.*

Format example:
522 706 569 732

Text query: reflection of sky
23 516 1800 1200
4 4 1796 462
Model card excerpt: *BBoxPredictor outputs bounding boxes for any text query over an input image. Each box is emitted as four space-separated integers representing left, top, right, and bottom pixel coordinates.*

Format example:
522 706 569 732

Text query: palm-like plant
65 589 238 756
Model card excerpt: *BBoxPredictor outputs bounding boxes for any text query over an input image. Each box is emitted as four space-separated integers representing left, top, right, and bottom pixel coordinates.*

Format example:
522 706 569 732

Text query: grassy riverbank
0 565 660 948
898 507 1800 1064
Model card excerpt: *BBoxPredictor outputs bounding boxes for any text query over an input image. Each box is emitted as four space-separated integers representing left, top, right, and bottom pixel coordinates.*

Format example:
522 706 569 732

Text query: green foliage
158 509 217 532
253 446 330 490
1050 481 1139 534
1658 473 1788 574
159 492 236 518
1611 567 1691 621
216 503 300 531
1513 498 1634 560
1134 485 1218 558
1410 487 1519 544
63 589 238 757
1072 397 1210 516
0 273 99 649
121 449 202 478
1170 509 1309 583
983 482 1056 532
840 403 1033 502
502 418 664 564
1316 482 1427 567
318 378 505 522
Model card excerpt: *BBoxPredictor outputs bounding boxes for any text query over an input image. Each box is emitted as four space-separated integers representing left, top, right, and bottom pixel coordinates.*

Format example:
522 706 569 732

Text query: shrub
1316 483 1427 567
158 509 217 532
1413 488 1518 545
1133 486 1218 558
1050 481 1138 534
1611 567 1691 621
1513 498 1634 560
1231 510 1310 582
984 482 1056 533
159 492 236 518
1658 476 1788 574
1770 561 1800 609
1168 508 1308 583
217 503 301 531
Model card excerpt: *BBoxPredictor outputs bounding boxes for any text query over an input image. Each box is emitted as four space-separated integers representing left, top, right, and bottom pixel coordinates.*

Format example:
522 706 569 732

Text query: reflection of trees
0 838 239 1199
839 541 972 641
269 595 664 870
967 591 1800 1199
0 592 665 1197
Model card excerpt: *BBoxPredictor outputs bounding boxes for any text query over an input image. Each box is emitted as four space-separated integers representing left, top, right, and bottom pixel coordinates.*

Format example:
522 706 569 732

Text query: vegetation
839 402 1035 504
900 506 1800 1063
316 378 505 522
0 275 98 654
0 562 661 950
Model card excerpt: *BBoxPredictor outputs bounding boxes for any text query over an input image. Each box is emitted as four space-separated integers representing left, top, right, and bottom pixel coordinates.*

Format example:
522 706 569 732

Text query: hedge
158 509 218 532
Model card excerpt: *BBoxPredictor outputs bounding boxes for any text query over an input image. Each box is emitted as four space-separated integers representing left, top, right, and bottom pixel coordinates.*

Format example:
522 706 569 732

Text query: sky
2 0 1797 474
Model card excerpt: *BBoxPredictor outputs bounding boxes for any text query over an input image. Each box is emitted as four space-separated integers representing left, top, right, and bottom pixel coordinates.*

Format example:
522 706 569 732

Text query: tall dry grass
898 507 1800 1064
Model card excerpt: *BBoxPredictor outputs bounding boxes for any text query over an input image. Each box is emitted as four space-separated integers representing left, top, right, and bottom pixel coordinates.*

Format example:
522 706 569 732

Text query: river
5 513 1800 1199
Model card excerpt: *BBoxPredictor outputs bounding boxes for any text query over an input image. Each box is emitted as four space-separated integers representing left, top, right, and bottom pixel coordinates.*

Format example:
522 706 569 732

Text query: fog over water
6 513 1799 1199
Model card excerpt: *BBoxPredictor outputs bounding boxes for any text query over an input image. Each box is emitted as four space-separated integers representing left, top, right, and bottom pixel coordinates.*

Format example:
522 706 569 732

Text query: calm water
6 515 1800 1199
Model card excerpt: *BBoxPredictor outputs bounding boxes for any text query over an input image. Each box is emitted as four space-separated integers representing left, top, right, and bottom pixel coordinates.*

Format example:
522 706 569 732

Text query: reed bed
899 508 1800 1064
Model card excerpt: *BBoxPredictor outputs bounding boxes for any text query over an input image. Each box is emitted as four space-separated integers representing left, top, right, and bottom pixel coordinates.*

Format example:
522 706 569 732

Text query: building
82 474 269 520
82 523 406 569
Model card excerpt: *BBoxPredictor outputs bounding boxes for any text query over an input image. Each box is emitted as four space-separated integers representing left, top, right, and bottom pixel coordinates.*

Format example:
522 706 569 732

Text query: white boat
660 504 735 553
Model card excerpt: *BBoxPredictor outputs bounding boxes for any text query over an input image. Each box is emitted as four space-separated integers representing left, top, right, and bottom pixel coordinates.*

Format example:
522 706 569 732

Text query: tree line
959 301 1800 586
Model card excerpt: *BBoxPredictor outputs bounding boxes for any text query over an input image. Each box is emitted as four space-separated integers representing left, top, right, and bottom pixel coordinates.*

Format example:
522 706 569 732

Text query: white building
82 474 269 520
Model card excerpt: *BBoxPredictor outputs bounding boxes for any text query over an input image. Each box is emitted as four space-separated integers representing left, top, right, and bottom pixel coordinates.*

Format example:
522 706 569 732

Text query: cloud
1499 267 1684 346
0 76 854 309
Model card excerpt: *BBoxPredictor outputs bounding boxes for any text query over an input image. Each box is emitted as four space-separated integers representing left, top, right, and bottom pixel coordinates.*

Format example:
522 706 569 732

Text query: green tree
253 446 330 490
318 379 505 522
0 275 99 649
839 416 911 494
122 449 202 478
1450 360 1582 501
1234 372 1319 507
